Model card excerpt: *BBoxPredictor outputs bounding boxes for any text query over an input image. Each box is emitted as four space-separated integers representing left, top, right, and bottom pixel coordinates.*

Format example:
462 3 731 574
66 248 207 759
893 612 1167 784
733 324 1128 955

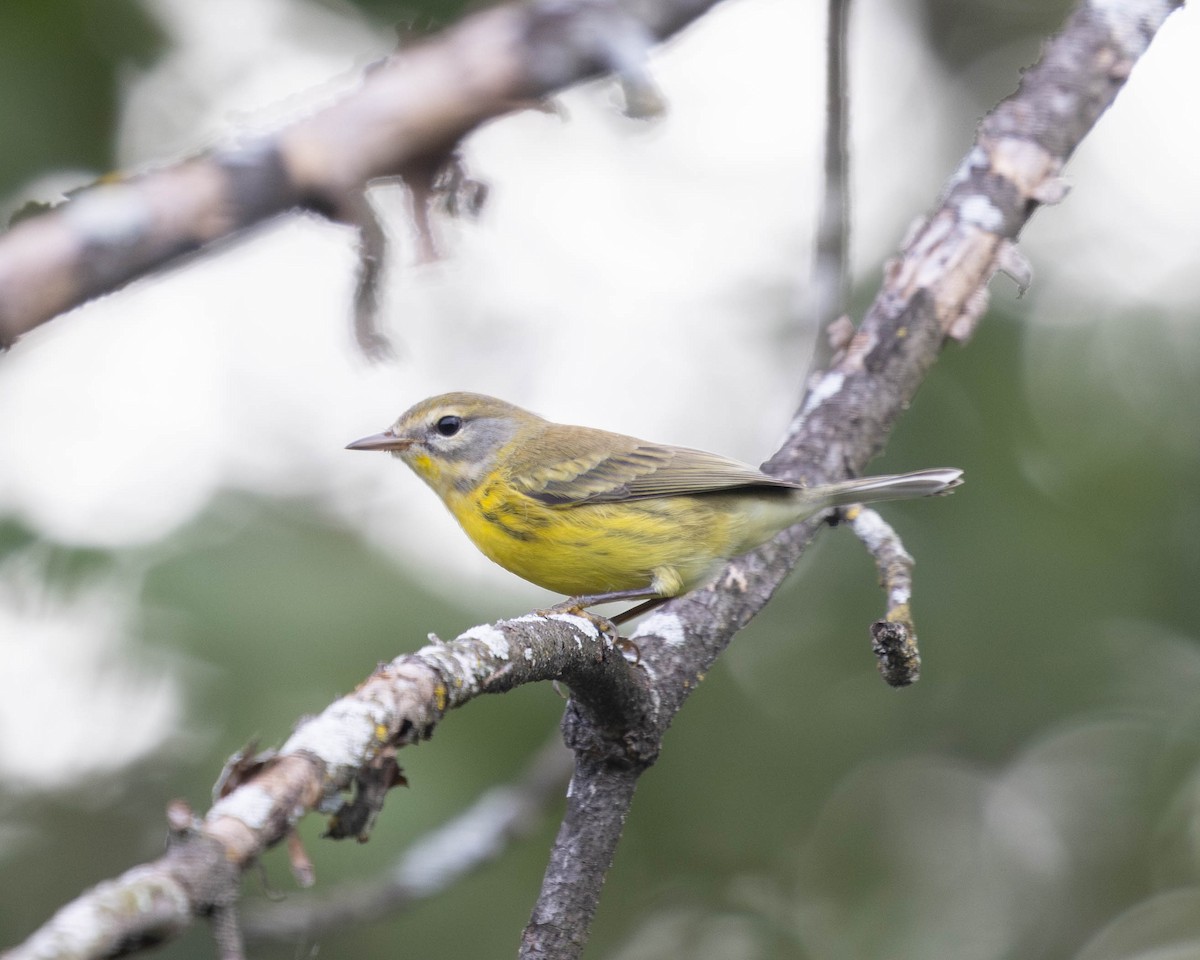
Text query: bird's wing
509 429 800 505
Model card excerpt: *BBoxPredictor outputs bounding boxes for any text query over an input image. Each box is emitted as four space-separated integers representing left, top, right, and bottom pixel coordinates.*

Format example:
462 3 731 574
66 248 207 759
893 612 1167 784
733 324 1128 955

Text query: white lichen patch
958 195 1005 233
722 565 749 592
63 183 151 243
208 783 277 829
946 145 988 189
889 583 914 611
1090 0 1170 58
282 698 386 769
636 610 686 647
800 371 845 417
546 612 601 639
460 623 511 661
420 643 493 689
848 509 914 610
849 508 908 558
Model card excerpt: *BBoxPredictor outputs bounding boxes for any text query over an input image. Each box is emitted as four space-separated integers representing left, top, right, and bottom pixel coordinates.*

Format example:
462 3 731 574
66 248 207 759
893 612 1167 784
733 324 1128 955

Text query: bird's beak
346 431 412 452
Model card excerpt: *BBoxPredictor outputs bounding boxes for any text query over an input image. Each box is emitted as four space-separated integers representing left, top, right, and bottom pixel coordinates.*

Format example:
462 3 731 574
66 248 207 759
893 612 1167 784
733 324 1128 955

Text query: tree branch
846 505 922 686
2 615 649 960
244 735 573 941
517 0 1181 953
0 0 723 349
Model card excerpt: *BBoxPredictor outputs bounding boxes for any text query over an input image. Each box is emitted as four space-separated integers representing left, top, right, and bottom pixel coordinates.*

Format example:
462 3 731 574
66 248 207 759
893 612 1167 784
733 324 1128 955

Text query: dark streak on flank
481 510 537 542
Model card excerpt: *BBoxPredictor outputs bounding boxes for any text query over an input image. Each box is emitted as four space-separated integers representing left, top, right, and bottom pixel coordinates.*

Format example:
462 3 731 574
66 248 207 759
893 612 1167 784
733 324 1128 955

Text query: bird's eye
435 415 463 437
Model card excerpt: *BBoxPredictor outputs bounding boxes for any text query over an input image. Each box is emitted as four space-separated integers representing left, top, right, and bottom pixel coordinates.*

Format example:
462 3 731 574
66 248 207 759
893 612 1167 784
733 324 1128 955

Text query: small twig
211 903 246 960
811 0 853 368
845 505 921 686
245 736 572 941
349 192 396 360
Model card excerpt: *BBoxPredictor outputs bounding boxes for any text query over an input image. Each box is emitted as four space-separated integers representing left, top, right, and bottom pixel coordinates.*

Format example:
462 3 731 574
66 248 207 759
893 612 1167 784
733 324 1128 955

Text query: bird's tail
811 468 964 510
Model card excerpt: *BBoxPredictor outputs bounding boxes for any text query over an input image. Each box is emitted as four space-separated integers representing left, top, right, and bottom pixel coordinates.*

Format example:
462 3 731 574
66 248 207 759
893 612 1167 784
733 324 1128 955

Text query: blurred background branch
810 0 853 369
0 0 725 349
244 735 573 942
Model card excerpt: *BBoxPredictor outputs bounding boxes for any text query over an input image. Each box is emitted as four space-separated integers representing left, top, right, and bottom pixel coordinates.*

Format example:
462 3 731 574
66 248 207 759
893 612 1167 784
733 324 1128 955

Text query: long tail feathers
814 468 964 510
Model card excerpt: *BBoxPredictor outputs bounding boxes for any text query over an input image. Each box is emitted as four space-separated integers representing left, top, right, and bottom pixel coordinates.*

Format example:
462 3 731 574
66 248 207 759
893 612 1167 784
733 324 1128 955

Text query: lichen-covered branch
518 1 1182 955
846 505 922 686
2 614 649 960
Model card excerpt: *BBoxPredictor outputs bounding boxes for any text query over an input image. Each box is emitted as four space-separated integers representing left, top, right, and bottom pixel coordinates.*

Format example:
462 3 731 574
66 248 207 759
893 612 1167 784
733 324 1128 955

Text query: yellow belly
442 481 796 598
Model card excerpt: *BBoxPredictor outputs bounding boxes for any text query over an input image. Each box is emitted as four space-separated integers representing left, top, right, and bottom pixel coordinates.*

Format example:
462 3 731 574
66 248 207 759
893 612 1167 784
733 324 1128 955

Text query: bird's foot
536 600 623 644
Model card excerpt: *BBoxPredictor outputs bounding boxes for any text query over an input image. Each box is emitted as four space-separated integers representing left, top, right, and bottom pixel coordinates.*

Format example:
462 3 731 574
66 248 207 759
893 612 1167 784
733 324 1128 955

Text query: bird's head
347 392 540 497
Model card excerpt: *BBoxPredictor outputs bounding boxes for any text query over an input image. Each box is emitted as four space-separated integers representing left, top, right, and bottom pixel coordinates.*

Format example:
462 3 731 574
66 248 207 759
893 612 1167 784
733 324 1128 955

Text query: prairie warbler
348 393 962 623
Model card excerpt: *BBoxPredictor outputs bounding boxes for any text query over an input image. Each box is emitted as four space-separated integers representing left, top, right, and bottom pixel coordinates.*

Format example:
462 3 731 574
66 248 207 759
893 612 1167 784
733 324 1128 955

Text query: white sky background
0 0 1197 790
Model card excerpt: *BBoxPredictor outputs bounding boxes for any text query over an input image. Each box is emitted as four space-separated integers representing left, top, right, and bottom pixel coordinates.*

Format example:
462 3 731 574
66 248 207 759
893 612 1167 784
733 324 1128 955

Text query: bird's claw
537 601 622 644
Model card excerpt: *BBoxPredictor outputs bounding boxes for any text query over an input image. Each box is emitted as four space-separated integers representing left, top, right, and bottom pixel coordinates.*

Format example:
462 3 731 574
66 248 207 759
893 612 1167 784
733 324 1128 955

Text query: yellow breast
442 479 750 598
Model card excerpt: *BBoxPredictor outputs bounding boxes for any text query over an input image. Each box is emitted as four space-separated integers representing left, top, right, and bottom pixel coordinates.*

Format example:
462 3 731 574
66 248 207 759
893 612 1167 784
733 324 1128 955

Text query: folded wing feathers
519 443 800 505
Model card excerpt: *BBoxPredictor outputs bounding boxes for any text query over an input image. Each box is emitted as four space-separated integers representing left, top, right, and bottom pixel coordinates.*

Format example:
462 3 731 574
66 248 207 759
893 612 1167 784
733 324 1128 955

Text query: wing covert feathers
509 428 799 506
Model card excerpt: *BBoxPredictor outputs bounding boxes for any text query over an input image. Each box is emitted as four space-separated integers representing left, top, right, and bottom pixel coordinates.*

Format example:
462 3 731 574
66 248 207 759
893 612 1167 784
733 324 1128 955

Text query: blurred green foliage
0 0 474 205
0 0 163 199
919 0 1074 69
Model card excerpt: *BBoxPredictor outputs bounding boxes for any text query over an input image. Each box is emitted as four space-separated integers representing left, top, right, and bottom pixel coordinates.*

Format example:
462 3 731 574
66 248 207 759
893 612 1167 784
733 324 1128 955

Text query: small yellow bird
349 393 962 624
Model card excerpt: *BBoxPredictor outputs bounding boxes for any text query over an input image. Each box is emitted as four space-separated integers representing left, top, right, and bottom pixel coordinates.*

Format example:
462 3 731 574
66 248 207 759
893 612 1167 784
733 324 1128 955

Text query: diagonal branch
518 0 1182 955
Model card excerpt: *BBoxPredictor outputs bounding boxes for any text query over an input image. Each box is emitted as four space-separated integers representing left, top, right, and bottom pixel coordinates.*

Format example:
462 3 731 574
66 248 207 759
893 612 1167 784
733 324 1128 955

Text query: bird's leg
543 587 661 619
610 596 669 626
536 601 622 642
608 596 673 662
537 587 664 653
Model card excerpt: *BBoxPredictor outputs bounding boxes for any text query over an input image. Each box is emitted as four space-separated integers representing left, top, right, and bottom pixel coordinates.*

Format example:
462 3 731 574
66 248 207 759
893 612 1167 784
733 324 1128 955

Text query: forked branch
3 615 650 960
521 0 1182 953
